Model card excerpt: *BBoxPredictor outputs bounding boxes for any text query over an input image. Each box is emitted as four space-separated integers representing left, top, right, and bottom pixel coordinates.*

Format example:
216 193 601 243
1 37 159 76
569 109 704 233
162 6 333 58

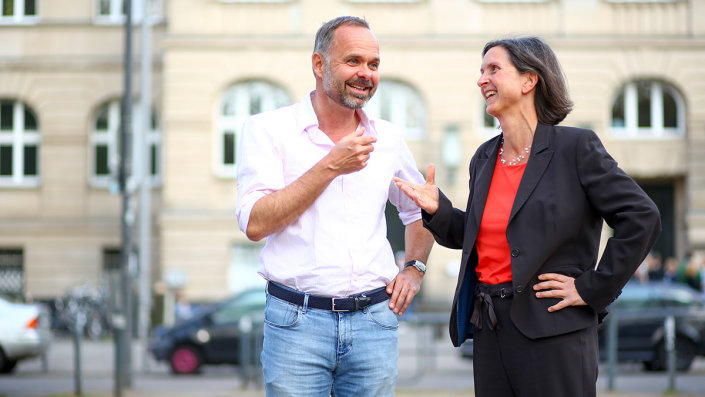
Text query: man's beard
323 64 376 109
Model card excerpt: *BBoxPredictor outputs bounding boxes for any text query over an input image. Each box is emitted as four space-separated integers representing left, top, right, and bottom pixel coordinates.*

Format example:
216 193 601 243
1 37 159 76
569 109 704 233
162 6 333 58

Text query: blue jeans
261 284 399 397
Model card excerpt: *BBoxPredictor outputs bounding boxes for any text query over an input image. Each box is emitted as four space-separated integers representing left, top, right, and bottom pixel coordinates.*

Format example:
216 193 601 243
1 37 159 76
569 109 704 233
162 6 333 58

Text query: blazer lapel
471 136 501 226
509 124 554 223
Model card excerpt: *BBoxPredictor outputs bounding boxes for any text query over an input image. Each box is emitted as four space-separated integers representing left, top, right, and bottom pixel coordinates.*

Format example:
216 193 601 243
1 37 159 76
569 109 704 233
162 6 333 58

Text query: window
0 249 24 300
228 243 266 294
365 80 427 140
610 80 684 138
217 81 291 177
480 104 500 137
95 0 161 24
91 99 161 189
102 248 122 309
0 100 39 187
0 0 37 23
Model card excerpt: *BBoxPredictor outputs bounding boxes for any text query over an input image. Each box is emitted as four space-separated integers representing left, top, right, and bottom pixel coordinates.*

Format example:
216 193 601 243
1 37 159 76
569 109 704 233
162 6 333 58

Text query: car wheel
0 350 18 374
169 345 202 375
645 337 696 372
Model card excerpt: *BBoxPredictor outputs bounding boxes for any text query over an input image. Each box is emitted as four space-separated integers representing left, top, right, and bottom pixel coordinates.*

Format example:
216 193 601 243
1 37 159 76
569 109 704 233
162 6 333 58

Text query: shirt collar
297 90 378 138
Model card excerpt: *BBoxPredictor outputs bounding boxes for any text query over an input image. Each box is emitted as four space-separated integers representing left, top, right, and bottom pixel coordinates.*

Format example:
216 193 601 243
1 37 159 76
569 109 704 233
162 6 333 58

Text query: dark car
597 280 705 372
149 288 266 374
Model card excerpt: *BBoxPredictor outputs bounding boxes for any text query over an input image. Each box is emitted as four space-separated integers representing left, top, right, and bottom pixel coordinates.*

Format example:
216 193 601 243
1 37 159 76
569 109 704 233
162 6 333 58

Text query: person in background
235 16 434 397
394 36 660 397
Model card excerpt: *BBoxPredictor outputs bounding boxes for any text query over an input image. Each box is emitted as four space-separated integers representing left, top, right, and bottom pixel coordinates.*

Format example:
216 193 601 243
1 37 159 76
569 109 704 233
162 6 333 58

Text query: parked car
149 288 266 374
0 296 52 374
459 281 705 372
597 280 705 372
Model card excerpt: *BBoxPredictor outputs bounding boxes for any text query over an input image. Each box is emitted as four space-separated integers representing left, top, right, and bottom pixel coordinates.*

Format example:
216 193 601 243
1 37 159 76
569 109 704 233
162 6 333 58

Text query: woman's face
477 46 527 119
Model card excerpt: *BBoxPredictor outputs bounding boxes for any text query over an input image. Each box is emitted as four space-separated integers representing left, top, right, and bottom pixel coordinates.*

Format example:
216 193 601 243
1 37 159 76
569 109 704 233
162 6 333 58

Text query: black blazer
423 124 661 347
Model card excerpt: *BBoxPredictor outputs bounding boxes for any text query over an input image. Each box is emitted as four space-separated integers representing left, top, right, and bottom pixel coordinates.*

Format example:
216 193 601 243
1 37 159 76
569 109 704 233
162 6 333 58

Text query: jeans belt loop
303 293 309 313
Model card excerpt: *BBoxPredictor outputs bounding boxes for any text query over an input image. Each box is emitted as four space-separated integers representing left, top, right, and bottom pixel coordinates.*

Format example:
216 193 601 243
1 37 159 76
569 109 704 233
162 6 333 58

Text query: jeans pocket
365 300 399 330
264 295 300 328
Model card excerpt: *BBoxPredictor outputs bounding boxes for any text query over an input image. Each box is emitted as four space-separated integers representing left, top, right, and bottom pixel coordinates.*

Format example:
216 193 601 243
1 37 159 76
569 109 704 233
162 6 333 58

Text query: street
1 323 704 397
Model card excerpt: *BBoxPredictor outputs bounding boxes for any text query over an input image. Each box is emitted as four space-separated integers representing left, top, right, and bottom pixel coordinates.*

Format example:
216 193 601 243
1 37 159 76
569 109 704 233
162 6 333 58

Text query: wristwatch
404 260 426 274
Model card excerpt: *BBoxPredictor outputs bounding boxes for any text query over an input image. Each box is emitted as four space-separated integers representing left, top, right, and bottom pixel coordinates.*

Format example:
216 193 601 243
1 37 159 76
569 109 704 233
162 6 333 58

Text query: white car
0 296 51 373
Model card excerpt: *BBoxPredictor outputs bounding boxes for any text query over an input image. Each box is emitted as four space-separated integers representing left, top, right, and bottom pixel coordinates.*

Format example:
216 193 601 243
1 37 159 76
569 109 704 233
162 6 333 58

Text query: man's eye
348 59 359 65
369 63 379 70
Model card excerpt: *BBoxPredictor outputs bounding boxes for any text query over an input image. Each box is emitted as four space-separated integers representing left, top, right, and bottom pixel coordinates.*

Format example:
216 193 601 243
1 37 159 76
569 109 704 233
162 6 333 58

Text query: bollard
664 315 676 392
73 311 86 396
239 316 253 389
605 314 618 391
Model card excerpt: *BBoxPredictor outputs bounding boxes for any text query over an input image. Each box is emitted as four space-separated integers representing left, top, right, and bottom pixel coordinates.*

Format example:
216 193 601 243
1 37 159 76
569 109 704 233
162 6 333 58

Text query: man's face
320 25 380 109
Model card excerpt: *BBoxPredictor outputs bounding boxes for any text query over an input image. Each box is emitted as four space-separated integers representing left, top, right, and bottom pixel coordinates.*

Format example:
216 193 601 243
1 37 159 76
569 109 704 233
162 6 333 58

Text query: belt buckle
332 298 349 312
500 288 506 299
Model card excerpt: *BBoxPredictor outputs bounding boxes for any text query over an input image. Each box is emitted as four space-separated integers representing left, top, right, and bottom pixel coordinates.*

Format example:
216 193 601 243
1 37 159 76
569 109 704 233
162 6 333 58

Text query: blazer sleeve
573 130 661 313
422 189 466 250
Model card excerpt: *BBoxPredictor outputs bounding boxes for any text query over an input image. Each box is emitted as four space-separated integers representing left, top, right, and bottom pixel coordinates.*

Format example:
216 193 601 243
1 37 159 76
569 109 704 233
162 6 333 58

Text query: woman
395 37 661 396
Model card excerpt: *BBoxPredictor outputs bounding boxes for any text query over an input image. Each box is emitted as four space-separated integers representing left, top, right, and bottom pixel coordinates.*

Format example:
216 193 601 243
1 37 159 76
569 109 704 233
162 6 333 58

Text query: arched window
91 99 161 188
0 99 39 187
365 80 427 141
611 80 684 138
217 80 291 177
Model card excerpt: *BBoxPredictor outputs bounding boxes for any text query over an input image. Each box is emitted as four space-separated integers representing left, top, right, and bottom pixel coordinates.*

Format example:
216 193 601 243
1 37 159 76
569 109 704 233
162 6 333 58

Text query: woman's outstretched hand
394 164 440 215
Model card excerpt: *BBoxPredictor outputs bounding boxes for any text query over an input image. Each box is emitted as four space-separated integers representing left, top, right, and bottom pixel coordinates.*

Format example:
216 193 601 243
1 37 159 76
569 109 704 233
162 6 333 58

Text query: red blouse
475 155 527 284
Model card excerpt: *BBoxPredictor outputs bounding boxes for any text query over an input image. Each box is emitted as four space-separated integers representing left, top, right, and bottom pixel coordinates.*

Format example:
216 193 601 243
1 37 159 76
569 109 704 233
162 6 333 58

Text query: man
236 16 434 397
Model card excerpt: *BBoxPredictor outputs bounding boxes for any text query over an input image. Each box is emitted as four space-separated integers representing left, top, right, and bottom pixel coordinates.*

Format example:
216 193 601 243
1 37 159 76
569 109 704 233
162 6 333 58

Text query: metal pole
138 0 153 373
606 314 618 391
116 0 134 393
665 315 676 392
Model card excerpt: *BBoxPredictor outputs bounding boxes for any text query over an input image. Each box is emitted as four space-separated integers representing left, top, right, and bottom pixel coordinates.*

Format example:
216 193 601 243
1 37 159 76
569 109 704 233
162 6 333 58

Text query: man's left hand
386 267 423 315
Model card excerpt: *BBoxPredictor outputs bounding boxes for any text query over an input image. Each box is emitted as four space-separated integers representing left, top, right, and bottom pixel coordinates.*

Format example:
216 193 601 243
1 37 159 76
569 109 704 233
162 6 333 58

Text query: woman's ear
522 71 538 94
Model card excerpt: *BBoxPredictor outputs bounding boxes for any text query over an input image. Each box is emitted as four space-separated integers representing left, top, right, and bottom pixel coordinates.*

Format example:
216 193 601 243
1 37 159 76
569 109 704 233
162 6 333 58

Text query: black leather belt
267 282 390 312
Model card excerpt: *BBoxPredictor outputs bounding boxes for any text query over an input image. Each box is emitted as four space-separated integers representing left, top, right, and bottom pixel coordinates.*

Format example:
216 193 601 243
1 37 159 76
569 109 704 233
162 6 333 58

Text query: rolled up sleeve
388 135 424 226
235 116 285 235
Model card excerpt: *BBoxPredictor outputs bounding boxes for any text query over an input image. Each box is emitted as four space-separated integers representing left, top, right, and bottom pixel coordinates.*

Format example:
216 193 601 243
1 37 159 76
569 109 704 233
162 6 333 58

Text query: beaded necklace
499 137 531 166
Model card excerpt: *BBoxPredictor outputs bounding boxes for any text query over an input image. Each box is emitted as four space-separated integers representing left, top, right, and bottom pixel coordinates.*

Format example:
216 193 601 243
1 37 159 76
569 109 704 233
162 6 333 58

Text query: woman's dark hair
314 16 370 60
483 36 573 125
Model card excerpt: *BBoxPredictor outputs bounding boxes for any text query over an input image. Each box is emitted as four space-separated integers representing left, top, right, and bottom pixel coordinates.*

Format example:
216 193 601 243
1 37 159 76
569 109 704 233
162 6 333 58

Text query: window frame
94 0 162 25
364 79 427 141
0 100 40 188
90 99 162 189
0 0 38 25
610 80 685 139
216 80 291 178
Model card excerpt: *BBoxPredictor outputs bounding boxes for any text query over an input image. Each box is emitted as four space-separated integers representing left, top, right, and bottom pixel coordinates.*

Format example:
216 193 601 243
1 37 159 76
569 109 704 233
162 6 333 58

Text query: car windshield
211 289 265 324
613 282 703 310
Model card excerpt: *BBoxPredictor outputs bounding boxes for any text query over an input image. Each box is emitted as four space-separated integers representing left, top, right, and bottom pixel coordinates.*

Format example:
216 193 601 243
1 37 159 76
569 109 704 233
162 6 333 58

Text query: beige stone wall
1 0 703 308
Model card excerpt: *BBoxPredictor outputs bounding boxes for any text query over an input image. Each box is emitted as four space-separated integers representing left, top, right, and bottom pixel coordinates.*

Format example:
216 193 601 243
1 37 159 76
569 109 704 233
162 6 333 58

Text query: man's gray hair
313 16 370 60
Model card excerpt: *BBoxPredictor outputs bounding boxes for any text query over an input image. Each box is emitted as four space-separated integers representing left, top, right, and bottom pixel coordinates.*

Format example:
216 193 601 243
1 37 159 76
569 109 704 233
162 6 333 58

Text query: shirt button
511 249 520 257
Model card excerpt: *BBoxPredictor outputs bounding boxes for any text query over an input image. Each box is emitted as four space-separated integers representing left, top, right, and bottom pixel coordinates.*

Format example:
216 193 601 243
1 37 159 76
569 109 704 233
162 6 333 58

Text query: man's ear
312 52 325 79
522 71 538 94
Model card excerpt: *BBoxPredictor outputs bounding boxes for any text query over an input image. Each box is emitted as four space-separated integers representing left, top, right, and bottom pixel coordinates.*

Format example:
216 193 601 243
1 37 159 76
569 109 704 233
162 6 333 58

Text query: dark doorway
639 182 675 259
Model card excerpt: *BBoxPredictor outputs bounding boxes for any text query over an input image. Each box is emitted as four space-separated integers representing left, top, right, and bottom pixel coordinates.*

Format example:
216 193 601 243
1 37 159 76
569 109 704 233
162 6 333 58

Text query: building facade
1 0 704 316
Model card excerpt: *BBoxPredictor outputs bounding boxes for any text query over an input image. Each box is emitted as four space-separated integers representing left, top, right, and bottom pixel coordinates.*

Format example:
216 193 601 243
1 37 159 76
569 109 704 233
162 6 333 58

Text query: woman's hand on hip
534 273 587 312
394 163 440 215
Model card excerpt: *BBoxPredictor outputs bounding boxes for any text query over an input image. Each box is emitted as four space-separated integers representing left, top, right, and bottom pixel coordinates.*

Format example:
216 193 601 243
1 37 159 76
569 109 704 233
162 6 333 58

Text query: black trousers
472 292 598 397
